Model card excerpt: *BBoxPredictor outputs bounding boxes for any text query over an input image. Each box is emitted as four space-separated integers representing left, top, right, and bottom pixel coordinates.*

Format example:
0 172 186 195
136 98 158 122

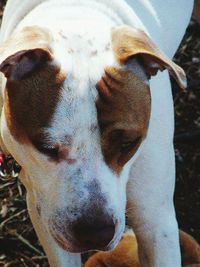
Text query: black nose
72 216 115 250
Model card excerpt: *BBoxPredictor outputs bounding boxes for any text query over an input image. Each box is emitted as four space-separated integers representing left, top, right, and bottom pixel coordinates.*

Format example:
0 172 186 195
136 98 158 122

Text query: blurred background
0 0 199 266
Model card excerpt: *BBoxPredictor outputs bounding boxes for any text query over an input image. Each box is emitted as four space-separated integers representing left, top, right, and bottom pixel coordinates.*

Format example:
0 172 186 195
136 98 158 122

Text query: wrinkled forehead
45 33 117 141
51 30 115 87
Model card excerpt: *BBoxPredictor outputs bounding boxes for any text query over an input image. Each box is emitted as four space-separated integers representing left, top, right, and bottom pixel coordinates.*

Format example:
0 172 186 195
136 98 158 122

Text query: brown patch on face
0 26 67 160
4 62 65 145
96 67 151 174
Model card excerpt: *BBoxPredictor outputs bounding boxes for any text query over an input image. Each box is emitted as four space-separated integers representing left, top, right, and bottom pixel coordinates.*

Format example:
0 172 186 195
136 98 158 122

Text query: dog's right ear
0 48 52 81
0 26 53 81
112 25 187 89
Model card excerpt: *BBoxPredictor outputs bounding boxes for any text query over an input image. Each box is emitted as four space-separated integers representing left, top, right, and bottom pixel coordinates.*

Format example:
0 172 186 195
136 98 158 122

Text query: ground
0 1 199 266
173 19 200 246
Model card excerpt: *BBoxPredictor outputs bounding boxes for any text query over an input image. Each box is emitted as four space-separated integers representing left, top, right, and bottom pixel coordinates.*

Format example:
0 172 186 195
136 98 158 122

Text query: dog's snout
73 216 115 250
50 181 119 252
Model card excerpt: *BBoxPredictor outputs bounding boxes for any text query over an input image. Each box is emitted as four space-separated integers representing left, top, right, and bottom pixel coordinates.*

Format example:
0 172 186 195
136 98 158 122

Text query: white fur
0 1 194 267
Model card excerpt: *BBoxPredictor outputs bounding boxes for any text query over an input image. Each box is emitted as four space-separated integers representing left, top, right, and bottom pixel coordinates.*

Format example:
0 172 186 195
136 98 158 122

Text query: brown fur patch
180 230 200 266
4 62 65 145
1 26 67 159
96 67 151 174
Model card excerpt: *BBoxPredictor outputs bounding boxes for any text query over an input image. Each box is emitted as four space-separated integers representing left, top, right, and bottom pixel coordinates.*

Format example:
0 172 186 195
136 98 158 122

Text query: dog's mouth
49 223 123 253
49 225 80 252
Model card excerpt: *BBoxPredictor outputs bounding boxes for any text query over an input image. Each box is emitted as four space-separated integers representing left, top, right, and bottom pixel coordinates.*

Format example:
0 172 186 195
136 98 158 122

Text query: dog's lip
49 225 92 252
49 224 101 252
49 223 122 253
49 225 72 251
51 230 106 252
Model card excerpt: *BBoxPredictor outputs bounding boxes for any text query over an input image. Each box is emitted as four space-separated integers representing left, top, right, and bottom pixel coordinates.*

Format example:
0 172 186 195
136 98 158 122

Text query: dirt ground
173 20 200 245
0 1 199 266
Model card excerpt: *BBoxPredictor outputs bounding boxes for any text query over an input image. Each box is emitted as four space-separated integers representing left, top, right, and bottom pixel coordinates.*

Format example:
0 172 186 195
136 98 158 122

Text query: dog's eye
109 130 142 154
120 136 141 154
40 144 58 154
34 142 59 157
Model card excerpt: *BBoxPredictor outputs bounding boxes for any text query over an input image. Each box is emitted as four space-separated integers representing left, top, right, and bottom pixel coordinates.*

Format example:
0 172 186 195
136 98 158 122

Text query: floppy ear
111 25 187 89
0 26 53 81
0 48 52 81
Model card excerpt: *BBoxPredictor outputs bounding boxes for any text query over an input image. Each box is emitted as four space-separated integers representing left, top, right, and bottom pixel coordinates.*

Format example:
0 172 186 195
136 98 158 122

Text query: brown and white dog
0 0 194 266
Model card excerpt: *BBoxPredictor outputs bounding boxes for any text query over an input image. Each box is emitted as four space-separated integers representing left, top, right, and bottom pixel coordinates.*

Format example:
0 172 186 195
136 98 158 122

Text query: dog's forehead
46 33 116 140
46 78 99 143
53 30 115 78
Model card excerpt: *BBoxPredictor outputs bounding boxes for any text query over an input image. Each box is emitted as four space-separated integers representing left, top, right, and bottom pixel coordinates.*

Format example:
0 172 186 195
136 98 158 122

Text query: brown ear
111 25 187 89
0 48 52 81
0 26 53 81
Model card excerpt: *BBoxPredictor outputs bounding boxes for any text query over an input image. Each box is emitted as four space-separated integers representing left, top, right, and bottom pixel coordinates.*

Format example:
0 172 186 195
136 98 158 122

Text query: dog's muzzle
49 206 118 252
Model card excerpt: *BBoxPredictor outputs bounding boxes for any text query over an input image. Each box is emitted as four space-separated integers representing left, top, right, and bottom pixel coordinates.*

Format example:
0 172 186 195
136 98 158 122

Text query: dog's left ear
0 48 52 81
0 26 53 81
112 25 186 89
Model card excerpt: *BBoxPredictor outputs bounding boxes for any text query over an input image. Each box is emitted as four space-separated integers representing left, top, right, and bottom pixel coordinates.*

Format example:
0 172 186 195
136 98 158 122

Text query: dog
0 0 194 266
84 229 200 267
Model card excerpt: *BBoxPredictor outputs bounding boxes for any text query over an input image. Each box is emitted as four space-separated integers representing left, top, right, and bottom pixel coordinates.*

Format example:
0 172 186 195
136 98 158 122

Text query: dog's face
0 26 185 252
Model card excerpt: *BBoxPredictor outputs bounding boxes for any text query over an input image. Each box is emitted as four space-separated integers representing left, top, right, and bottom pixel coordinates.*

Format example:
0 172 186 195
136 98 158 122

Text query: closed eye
33 141 59 158
120 136 142 154
109 129 142 154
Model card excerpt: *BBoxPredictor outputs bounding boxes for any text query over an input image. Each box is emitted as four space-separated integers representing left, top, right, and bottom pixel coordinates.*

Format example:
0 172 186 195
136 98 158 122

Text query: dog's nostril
73 219 115 249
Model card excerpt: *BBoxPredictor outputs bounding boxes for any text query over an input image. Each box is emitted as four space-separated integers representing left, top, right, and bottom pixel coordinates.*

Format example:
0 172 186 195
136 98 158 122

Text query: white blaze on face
38 31 127 221
46 29 115 158
49 36 112 156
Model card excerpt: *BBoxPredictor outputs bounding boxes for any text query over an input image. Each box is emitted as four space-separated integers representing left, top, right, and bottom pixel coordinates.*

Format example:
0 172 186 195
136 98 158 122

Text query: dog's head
0 25 185 252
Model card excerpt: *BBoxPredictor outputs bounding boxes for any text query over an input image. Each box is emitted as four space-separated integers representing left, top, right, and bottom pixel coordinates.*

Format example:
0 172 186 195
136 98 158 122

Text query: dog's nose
73 216 115 249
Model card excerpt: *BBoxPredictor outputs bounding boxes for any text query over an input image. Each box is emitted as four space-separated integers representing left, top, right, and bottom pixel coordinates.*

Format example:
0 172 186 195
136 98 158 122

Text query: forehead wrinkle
52 30 116 88
45 32 116 144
